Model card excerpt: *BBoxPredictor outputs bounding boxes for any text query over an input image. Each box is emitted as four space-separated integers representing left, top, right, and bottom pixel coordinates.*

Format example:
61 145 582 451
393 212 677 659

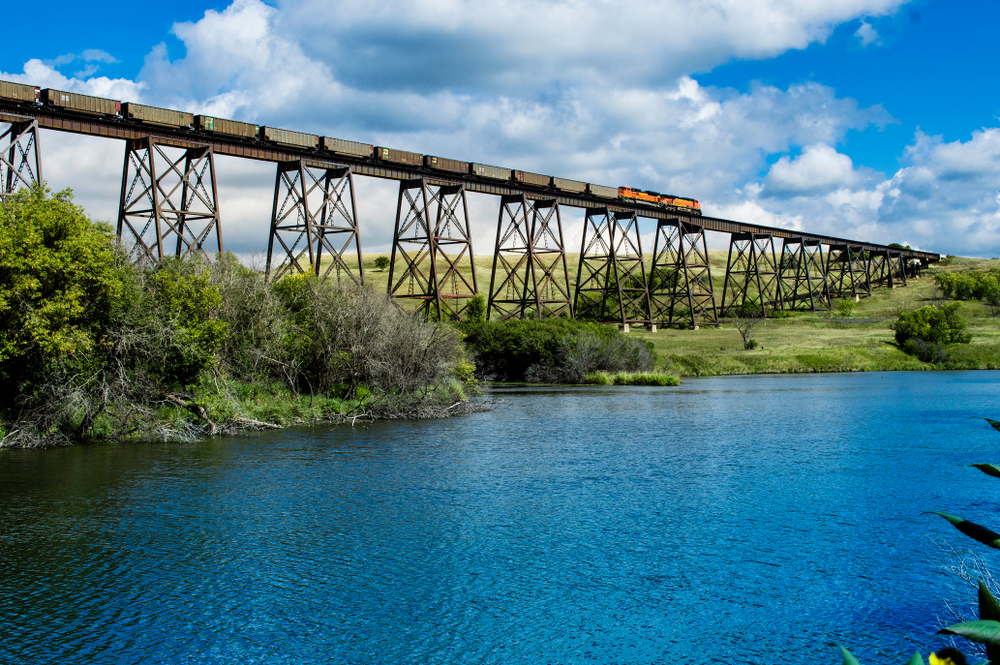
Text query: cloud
764 144 862 195
854 20 881 47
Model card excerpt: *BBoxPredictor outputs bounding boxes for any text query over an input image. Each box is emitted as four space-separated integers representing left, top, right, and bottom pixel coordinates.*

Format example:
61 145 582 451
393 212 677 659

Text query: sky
2 0 999 258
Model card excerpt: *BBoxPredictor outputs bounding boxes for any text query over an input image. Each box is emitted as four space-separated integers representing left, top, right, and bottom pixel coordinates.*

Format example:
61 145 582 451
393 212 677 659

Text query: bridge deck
0 103 939 262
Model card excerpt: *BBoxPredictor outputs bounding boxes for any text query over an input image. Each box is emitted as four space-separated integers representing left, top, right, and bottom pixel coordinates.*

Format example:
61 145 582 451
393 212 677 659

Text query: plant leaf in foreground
938 620 1000 645
929 512 1000 549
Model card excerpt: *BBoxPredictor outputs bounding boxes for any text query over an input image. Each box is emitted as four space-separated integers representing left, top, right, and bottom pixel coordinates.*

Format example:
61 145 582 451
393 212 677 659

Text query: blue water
3 372 1000 664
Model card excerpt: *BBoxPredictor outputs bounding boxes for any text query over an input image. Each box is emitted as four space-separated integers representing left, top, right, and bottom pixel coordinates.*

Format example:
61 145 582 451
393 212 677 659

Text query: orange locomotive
619 187 701 214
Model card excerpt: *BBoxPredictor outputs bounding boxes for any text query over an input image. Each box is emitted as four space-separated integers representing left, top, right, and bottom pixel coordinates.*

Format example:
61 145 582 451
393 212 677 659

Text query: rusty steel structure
487 195 572 320
0 115 41 197
265 160 363 285
0 95 944 326
574 208 651 325
720 233 780 317
388 178 477 321
648 217 718 328
117 136 221 263
777 238 829 311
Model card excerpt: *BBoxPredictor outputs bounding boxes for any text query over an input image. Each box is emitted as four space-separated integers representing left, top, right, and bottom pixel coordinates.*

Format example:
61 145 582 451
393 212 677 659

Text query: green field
331 252 1000 377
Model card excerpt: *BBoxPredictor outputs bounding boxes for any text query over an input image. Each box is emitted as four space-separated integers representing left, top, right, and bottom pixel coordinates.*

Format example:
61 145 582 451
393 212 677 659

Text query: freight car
121 103 193 129
553 177 586 194
471 163 511 180
425 155 468 174
588 184 618 199
322 137 372 158
0 81 38 103
513 170 551 187
195 115 258 139
260 126 318 149
41 89 119 116
376 146 422 166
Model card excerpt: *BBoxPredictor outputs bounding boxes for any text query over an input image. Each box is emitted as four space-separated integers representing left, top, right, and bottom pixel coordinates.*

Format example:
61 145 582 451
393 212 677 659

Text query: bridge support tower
826 244 870 301
648 218 717 328
487 195 571 320
117 137 221 263
720 232 779 317
777 238 829 311
266 160 363 285
0 115 41 198
388 178 477 321
573 207 650 326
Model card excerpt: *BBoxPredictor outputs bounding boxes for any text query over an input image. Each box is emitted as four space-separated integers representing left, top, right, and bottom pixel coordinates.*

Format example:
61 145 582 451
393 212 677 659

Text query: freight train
0 80 702 215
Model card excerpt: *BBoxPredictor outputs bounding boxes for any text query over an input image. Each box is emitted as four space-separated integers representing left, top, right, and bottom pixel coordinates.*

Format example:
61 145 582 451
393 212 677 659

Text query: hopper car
0 78 701 215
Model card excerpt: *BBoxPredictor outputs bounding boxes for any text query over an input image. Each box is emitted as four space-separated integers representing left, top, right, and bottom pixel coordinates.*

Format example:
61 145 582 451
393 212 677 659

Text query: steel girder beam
265 160 363 285
649 218 718 328
0 117 41 198
387 178 477 321
486 195 571 320
720 233 779 317
573 207 651 325
777 238 829 311
117 137 221 263
826 244 871 300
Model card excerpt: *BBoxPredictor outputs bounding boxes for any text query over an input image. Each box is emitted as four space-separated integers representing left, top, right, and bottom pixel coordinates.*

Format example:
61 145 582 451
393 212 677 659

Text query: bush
891 302 972 347
836 299 858 317
935 269 1000 301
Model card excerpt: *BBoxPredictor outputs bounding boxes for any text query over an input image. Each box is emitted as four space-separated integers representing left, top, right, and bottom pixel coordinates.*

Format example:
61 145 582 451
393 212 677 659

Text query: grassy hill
328 252 1000 376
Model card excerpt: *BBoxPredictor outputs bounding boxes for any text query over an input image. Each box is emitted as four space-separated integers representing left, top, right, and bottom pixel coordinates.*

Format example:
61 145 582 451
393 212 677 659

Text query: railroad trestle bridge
0 106 939 329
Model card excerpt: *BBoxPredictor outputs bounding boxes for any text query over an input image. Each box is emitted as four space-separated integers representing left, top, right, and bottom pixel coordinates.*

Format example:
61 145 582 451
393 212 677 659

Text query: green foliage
457 317 654 383
464 294 486 323
836 299 858 317
0 185 132 400
888 243 912 250
373 256 390 272
584 371 679 386
891 303 972 357
935 269 1000 302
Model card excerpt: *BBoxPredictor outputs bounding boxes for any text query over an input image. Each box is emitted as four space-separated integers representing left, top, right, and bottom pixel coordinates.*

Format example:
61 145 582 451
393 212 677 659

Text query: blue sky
4 0 999 257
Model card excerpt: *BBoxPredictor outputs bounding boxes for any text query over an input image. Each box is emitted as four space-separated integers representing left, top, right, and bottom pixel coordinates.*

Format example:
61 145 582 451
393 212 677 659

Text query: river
2 371 1000 664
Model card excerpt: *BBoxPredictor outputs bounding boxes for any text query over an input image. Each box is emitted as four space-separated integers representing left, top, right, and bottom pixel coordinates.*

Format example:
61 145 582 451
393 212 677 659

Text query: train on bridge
0 80 702 215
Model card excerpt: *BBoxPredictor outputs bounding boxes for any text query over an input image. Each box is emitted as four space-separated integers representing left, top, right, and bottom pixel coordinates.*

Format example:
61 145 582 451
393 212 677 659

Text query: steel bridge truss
117 137 222 263
826 244 871 301
487 195 572 320
388 178 478 321
265 160 363 285
0 116 41 198
574 207 651 325
648 218 718 328
777 238 830 311
720 233 780 317
867 249 908 290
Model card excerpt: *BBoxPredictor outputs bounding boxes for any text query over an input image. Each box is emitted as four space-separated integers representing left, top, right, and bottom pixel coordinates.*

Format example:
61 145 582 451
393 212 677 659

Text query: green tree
373 256 390 272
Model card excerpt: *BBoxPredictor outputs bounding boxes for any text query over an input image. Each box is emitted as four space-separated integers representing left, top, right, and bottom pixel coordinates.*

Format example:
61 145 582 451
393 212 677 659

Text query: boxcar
195 115 258 139
471 163 511 181
121 103 193 129
425 155 468 174
376 147 422 166
513 170 551 187
588 184 619 199
41 89 119 116
0 81 38 103
260 126 319 149
322 137 372 158
552 177 586 194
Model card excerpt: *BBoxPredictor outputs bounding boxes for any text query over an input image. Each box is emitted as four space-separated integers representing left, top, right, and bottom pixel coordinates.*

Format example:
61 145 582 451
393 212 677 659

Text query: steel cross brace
265 160 364 285
720 232 780 317
0 117 41 198
826 244 871 300
649 218 718 328
387 178 477 321
777 237 830 311
116 136 222 263
487 195 572 320
573 207 651 325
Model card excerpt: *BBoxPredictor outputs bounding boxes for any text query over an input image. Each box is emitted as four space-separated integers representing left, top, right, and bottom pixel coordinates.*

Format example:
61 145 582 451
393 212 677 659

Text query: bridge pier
265 160 363 285
487 195 571 320
720 232 779 317
573 207 651 325
649 218 717 328
777 237 829 311
117 137 222 263
888 251 907 287
826 244 870 300
868 249 892 289
0 116 41 198
388 178 477 321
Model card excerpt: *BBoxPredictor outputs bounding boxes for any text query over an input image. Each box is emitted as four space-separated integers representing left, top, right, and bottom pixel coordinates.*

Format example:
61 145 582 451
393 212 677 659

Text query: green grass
585 371 681 386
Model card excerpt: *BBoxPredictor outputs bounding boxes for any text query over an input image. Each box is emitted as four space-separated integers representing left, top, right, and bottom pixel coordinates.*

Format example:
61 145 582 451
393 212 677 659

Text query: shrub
891 302 972 347
836 299 858 317
373 256 390 272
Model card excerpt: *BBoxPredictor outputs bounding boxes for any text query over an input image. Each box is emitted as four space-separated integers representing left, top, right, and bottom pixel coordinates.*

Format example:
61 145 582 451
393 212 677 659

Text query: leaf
981 583 1000 665
906 652 924 665
984 418 1000 433
938 620 1000 645
840 645 862 665
971 464 1000 479
929 512 1000 549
